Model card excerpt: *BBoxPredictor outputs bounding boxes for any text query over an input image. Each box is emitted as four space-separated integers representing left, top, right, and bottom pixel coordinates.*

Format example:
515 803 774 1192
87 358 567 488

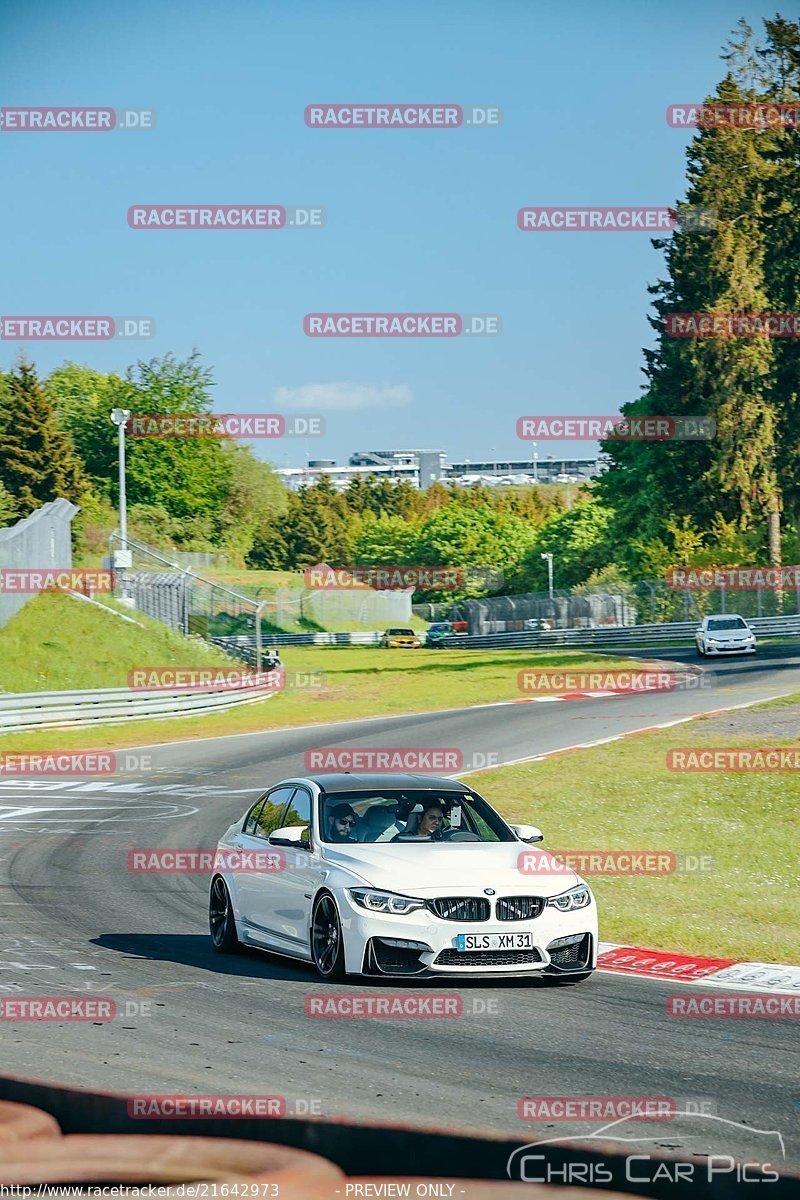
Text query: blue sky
0 0 782 470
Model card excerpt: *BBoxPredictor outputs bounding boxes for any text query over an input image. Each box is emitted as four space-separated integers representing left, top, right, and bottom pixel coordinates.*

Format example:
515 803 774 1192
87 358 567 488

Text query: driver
327 802 358 842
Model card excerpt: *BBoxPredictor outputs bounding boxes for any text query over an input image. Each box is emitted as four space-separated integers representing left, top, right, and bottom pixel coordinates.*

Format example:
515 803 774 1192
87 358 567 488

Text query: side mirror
512 823 543 843
269 826 310 849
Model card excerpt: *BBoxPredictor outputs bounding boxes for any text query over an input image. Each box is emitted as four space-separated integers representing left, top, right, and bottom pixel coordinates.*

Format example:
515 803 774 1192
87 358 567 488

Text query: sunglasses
336 816 356 826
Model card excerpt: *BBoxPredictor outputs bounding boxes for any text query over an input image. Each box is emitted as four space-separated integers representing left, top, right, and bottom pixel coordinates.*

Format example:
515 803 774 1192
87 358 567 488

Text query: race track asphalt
1 642 798 1169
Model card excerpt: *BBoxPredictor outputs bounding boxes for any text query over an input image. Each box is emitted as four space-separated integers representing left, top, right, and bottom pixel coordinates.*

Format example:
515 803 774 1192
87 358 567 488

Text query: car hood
322 841 580 895
706 627 751 640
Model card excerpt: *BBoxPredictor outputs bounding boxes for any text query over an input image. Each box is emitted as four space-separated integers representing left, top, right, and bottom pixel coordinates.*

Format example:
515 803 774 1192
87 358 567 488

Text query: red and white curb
597 943 800 995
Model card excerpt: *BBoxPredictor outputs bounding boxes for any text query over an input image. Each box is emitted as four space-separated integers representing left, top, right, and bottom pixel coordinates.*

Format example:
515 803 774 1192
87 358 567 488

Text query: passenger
327 803 358 843
416 803 445 837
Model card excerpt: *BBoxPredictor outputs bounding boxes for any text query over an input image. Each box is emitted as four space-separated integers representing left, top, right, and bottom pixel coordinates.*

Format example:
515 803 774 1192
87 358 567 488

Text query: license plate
456 932 534 951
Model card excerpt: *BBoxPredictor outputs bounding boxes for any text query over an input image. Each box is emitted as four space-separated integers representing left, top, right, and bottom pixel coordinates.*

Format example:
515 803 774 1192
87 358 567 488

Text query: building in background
274 449 605 492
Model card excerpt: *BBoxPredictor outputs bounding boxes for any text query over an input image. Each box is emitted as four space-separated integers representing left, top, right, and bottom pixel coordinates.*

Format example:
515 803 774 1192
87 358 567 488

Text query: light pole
110 408 132 569
540 551 554 601
531 441 538 484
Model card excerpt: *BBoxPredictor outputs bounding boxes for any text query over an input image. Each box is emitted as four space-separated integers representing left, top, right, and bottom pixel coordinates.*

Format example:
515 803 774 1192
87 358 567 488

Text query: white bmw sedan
209 773 597 982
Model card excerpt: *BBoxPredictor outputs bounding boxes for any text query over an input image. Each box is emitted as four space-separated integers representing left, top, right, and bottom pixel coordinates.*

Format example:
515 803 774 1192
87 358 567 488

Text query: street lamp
531 440 538 485
540 551 554 601
110 408 132 568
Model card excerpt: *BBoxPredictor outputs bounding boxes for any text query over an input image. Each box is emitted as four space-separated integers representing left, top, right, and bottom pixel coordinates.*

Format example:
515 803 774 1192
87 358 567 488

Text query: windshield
707 617 748 631
429 623 451 632
319 789 516 844
386 628 414 636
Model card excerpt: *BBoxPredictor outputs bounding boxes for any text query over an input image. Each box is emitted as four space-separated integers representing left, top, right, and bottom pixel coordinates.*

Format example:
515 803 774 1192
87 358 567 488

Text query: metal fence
443 613 800 651
0 499 79 628
456 580 800 635
110 536 412 661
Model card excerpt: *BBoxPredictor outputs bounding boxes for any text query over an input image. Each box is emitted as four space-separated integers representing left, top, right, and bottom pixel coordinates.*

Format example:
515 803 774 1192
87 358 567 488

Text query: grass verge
0 595 636 753
0 591 234 692
473 698 800 963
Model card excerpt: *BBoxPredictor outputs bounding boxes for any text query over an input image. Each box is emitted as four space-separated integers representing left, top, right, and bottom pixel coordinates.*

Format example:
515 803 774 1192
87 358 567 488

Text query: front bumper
339 892 598 978
700 640 756 656
385 639 422 648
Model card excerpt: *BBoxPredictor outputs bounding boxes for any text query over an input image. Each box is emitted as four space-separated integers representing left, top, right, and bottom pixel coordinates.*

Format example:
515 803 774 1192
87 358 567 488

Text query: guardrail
0 682 278 731
213 631 383 650
443 614 800 651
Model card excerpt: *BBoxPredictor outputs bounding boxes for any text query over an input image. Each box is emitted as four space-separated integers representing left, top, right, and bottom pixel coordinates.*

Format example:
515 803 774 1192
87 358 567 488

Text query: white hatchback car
695 614 757 657
209 773 598 982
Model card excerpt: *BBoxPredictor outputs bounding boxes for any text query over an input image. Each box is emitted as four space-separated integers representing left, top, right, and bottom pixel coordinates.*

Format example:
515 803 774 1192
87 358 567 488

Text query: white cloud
273 382 413 412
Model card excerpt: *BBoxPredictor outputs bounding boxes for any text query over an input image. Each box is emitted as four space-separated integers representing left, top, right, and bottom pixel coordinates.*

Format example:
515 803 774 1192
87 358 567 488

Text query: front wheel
696 643 705 657
209 876 241 954
311 893 346 979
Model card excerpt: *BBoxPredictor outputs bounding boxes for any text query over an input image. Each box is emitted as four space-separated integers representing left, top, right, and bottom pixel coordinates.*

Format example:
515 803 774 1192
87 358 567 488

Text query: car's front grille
496 896 545 921
427 897 490 922
434 948 543 967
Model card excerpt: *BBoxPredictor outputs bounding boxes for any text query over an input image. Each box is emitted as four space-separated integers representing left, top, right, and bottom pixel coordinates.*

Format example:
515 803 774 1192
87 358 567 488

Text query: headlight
548 884 592 912
350 888 425 915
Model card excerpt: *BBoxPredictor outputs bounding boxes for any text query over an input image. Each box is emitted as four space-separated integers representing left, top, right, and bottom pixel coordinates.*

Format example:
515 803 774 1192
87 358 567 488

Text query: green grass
0 595 636 752
473 705 800 963
0 591 234 692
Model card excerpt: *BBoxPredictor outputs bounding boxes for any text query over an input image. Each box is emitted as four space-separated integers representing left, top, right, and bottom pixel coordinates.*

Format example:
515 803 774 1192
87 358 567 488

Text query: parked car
695 614 757 657
381 628 423 649
425 621 452 647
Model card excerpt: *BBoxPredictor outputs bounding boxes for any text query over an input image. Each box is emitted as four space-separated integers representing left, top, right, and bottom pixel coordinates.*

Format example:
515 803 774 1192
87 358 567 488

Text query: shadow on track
92 932 313 981
92 933 593 991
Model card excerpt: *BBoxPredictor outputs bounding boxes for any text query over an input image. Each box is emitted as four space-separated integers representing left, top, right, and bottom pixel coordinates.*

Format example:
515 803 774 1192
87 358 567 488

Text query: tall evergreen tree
0 359 85 516
759 17 800 536
599 18 800 569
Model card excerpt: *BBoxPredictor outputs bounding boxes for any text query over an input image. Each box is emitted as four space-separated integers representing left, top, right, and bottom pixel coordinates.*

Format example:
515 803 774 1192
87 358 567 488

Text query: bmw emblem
484 888 496 895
